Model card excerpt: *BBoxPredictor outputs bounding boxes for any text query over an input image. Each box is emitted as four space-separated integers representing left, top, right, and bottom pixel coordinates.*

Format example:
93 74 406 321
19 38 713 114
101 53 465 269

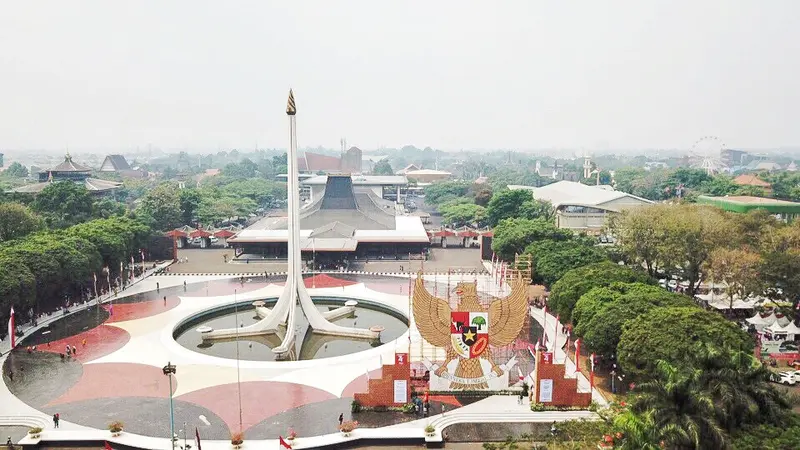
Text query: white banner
393 379 408 404
539 379 553 403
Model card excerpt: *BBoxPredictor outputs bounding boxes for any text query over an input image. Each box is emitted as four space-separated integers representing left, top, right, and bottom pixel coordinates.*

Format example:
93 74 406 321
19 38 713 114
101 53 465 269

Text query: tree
439 203 485 227
549 262 654 323
272 153 288 175
473 188 493 206
609 203 731 297
628 360 727 449
486 189 554 226
491 218 573 262
423 181 471 205
31 182 94 228
137 183 182 230
524 238 608 287
578 284 695 357
179 188 202 225
91 198 125 219
372 159 394 175
3 162 28 178
0 255 37 323
707 248 763 310
0 203 41 242
617 307 753 379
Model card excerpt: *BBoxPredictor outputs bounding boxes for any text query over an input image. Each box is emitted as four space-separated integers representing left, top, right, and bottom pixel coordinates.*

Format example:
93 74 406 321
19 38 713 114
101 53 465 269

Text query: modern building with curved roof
509 180 653 232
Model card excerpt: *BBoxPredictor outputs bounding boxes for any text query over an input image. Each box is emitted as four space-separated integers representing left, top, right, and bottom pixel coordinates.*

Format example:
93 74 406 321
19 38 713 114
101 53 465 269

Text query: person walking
156 282 160 292
164 296 167 306
53 413 59 428
338 413 343 427
71 345 76 356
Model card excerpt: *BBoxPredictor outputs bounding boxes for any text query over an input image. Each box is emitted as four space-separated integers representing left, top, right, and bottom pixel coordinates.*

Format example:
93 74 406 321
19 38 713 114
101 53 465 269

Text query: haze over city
2 1 800 153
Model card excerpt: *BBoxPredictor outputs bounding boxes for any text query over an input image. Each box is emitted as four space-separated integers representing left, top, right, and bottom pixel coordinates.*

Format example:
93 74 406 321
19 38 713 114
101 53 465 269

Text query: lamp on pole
162 362 177 448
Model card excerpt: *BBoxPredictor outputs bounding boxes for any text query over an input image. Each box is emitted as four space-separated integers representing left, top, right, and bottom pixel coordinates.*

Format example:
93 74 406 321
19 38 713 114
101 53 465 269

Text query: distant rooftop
301 175 408 186
697 195 800 215
45 154 91 173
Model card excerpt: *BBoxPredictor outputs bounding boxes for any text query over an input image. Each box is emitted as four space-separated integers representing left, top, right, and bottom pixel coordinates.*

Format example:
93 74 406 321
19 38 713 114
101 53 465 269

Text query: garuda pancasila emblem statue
412 273 528 389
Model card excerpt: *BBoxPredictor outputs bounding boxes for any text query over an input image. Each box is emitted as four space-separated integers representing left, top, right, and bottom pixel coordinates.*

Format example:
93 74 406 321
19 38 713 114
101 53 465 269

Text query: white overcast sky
1 1 798 152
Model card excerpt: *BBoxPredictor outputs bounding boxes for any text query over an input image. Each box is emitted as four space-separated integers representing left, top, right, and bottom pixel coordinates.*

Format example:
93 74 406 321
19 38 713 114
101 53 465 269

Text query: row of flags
491 253 508 287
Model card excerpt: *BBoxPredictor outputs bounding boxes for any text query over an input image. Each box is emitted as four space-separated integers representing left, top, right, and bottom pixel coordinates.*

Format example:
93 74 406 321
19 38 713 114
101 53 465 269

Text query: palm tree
630 360 728 449
613 409 666 450
691 343 788 430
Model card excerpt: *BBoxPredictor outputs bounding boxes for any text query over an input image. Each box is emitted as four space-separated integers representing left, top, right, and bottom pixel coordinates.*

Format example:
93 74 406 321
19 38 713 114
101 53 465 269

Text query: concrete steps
0 415 50 429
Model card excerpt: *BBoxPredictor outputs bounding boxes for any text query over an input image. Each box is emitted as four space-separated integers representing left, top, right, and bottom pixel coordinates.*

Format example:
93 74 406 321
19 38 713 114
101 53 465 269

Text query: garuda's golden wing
412 273 451 348
488 275 528 347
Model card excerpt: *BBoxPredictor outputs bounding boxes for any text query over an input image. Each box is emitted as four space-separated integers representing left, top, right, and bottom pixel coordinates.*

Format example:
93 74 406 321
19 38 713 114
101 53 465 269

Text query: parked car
784 370 800 383
779 341 799 353
769 372 797 386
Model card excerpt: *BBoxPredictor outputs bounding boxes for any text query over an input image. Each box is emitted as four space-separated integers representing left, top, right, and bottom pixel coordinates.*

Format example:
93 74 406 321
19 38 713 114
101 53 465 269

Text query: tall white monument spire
202 89 379 358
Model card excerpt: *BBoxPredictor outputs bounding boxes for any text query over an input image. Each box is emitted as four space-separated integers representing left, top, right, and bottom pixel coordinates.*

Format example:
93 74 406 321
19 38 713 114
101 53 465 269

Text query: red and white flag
104 442 113 450
195 427 202 450
574 339 582 374
8 307 15 349
590 352 596 389
279 436 292 449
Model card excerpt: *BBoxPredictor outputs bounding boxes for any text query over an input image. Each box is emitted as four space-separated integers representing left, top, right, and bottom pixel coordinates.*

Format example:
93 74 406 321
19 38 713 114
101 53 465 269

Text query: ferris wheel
690 136 727 175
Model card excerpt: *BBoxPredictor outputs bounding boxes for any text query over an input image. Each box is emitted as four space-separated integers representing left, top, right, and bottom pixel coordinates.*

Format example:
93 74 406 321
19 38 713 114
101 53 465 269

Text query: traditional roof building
733 174 772 195
228 174 428 263
10 153 121 194
99 154 148 179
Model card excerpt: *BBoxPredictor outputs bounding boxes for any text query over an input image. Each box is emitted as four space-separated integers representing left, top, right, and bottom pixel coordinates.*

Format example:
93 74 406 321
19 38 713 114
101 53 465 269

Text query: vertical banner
8 307 15 349
539 379 553 403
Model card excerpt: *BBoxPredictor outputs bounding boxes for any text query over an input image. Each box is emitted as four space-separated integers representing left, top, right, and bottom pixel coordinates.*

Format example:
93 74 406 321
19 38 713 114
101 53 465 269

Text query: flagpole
233 289 243 433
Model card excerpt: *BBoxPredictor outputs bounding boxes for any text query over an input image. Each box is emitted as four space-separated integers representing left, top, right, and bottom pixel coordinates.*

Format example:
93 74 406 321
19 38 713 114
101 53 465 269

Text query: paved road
168 247 486 275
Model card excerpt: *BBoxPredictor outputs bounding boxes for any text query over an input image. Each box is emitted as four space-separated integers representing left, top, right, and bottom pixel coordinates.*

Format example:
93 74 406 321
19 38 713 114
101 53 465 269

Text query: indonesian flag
93 273 97 284
195 427 202 450
590 353 596 372
279 436 292 449
140 249 146 261
104 442 113 450
8 307 15 349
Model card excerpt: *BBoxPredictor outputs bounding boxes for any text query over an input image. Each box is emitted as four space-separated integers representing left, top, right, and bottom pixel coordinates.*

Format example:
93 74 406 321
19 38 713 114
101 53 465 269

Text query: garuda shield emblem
413 274 527 389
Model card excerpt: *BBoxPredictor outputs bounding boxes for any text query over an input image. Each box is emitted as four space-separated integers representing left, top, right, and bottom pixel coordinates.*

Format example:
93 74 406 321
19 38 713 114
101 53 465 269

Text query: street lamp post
163 362 177 448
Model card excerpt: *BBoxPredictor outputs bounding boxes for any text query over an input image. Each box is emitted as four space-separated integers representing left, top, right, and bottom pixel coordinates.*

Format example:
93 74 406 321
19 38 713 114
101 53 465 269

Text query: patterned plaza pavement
1 273 489 441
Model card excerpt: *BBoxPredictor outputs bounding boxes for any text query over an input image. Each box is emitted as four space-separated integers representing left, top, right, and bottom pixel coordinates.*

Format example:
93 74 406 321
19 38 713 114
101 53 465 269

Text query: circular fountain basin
173 297 407 362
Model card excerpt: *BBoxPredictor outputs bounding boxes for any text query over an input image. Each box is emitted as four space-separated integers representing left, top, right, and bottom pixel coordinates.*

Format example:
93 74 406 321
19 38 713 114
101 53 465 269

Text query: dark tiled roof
49 154 91 172
103 154 132 171
10 178 121 193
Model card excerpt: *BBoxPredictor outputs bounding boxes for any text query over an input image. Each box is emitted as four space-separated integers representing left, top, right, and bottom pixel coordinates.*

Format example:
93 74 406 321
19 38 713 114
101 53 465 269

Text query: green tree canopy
137 182 182 230
617 307 753 379
372 159 394 175
576 283 695 357
439 202 486 227
548 261 654 323
486 189 554 226
423 181 471 205
524 238 608 287
31 182 94 228
491 218 573 262
0 203 42 242
3 162 29 178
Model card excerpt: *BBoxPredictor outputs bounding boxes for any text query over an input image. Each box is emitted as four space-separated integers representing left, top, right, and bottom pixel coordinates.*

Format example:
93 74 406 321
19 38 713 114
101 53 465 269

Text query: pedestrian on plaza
82 339 86 347
156 282 160 292
338 413 343 427
53 413 59 428
65 345 70 356
59 353 65 361
6 436 13 449
518 391 524 404
223 254 228 263
71 345 77 356
164 296 167 306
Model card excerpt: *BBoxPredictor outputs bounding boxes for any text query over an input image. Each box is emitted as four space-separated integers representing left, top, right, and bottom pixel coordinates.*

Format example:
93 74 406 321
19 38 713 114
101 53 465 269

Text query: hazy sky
1 1 799 152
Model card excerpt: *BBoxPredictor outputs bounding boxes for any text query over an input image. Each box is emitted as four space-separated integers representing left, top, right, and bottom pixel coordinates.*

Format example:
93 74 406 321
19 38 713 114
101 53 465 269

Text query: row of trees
542 259 789 448
610 203 800 310
0 215 151 338
135 177 287 231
